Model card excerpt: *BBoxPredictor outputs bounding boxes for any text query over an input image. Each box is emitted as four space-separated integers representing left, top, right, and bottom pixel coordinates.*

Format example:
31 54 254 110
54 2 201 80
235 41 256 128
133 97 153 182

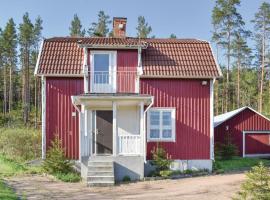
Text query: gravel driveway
6 173 245 200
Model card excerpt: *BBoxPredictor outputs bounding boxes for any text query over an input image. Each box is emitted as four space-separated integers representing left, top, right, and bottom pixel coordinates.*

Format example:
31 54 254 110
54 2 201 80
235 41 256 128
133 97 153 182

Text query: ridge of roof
214 106 270 127
44 36 209 44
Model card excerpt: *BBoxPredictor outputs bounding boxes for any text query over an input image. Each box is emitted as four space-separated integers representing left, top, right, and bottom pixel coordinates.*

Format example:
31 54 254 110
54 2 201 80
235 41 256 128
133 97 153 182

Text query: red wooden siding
141 79 211 160
246 133 270 154
46 77 84 159
117 50 138 93
215 109 270 156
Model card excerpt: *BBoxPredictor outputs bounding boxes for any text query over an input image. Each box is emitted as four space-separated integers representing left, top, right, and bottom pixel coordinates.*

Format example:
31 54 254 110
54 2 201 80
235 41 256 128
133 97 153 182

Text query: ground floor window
147 108 176 142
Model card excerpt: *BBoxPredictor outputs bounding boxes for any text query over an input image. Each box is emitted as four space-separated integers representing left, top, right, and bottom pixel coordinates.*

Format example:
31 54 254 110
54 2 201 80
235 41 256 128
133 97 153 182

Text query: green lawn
0 180 18 200
214 157 270 172
0 155 27 177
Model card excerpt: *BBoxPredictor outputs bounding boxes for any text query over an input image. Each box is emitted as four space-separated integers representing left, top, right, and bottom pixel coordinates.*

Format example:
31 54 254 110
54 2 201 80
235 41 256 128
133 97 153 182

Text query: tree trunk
3 65 7 117
225 30 231 112
237 56 240 108
259 22 265 113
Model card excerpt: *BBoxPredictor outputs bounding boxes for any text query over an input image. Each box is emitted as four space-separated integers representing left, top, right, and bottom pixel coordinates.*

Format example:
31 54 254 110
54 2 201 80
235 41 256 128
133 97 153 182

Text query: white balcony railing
118 135 141 155
89 70 138 93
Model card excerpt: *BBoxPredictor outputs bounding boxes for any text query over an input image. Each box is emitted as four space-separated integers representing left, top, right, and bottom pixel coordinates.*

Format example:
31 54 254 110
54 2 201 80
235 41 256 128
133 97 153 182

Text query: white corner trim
210 79 214 160
34 40 44 76
83 47 89 93
41 76 46 159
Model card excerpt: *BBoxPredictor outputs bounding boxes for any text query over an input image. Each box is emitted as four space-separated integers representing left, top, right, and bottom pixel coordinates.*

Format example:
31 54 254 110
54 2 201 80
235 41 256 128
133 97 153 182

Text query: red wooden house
35 17 221 185
214 107 270 157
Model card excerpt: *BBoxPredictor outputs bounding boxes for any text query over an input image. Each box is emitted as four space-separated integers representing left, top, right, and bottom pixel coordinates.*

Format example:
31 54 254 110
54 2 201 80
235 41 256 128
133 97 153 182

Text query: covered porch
71 94 153 181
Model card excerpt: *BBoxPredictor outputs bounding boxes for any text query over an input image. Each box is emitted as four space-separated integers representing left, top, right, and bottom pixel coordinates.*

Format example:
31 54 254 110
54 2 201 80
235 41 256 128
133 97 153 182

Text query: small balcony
87 70 139 93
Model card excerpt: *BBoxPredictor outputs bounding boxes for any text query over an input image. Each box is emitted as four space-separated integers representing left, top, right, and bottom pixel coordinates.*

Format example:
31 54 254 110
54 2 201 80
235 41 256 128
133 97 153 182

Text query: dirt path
6 173 245 200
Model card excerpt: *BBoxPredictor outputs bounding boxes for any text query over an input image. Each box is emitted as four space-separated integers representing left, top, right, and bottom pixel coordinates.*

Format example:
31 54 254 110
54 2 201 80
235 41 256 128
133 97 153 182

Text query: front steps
87 157 115 187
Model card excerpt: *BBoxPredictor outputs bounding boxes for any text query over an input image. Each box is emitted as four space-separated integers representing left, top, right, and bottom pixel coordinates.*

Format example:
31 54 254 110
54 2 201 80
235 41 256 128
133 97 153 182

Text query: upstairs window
147 108 176 142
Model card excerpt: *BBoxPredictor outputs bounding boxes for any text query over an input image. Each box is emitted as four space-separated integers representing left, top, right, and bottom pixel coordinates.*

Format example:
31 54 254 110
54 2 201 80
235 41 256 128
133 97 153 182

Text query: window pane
150 129 160 138
162 129 172 138
162 111 171 126
150 111 160 126
94 54 109 84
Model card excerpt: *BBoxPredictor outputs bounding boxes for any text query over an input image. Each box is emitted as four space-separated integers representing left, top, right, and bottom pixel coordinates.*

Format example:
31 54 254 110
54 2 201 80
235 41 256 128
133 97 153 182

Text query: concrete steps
87 157 115 187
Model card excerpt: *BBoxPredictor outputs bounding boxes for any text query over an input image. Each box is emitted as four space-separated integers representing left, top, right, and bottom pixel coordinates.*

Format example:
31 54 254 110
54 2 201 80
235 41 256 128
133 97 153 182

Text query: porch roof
71 93 153 108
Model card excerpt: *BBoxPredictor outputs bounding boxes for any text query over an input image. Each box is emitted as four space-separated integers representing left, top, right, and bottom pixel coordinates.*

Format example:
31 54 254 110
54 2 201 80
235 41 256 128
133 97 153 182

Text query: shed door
245 133 270 155
95 111 113 154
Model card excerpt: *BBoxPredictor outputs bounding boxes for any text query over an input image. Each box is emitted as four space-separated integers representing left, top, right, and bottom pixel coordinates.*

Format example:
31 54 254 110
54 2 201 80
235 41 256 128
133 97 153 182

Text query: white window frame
147 107 176 142
90 51 117 93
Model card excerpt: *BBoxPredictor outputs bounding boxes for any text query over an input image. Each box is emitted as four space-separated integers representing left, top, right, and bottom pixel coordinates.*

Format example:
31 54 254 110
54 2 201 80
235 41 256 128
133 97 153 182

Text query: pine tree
234 162 270 199
212 0 245 112
2 18 17 117
19 13 35 125
136 16 152 38
32 16 43 128
231 31 252 108
169 34 177 38
88 11 111 37
69 14 85 37
251 2 270 113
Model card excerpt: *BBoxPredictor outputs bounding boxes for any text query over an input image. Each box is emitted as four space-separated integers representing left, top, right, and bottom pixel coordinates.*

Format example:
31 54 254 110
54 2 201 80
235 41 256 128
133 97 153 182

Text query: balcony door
91 51 116 93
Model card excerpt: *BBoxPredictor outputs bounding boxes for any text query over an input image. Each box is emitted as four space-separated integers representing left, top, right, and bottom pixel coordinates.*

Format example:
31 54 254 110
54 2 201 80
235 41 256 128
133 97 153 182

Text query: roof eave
77 44 147 49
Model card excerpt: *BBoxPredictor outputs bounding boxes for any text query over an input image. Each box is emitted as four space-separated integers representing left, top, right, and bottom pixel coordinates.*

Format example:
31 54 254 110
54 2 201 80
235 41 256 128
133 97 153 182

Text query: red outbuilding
214 107 270 157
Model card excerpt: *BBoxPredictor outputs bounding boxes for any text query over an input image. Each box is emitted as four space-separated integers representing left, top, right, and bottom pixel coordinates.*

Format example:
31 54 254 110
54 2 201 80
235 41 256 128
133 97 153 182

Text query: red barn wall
140 78 211 160
46 77 84 159
214 109 270 156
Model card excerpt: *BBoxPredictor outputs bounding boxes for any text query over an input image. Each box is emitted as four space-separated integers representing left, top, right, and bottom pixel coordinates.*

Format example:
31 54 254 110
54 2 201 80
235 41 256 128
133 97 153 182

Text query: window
147 108 176 141
90 51 116 93
93 54 109 84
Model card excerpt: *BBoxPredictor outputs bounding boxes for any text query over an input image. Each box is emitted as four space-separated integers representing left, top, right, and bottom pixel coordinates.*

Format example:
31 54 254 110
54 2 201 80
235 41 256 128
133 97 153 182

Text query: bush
122 175 131 182
217 133 238 160
151 144 172 173
42 137 72 174
234 162 270 200
55 172 81 182
159 170 173 177
0 128 41 161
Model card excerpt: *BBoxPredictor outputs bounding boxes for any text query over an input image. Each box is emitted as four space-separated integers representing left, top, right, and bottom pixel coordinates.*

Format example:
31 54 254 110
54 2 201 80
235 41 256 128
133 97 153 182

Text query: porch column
113 101 117 156
139 101 144 156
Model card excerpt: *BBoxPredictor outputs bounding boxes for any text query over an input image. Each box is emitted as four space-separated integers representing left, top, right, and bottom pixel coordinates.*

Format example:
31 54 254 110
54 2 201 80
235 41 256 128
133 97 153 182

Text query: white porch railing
118 135 141 155
88 70 138 93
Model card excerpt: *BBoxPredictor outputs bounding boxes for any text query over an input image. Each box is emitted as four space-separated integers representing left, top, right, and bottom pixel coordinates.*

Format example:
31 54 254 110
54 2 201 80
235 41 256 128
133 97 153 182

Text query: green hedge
0 128 41 161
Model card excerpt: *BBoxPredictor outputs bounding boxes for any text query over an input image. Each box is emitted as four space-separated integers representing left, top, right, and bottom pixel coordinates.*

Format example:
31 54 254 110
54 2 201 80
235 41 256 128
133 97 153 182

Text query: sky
0 0 268 41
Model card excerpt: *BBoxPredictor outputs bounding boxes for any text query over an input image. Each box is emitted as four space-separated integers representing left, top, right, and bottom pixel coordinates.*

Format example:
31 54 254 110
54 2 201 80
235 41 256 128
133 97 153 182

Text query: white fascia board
34 40 44 76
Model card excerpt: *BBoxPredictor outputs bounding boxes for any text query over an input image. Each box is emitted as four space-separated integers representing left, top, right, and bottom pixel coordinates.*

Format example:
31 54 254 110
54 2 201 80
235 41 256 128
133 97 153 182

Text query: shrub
219 133 238 160
234 162 270 200
42 137 72 174
122 175 131 182
55 172 81 182
0 128 41 161
150 144 172 176
159 170 173 177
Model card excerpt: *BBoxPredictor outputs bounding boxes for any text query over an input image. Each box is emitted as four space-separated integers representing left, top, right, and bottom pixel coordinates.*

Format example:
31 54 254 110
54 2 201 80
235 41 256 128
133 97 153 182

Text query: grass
214 156 270 173
54 172 81 182
0 154 28 177
0 180 18 200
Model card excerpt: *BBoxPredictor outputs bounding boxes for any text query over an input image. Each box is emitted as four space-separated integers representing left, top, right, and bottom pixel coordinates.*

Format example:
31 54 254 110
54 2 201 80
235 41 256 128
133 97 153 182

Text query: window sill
147 139 175 143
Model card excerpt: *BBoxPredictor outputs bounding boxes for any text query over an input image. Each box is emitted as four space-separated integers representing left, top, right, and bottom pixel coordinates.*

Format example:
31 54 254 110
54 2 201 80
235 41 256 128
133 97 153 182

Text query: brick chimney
113 17 127 37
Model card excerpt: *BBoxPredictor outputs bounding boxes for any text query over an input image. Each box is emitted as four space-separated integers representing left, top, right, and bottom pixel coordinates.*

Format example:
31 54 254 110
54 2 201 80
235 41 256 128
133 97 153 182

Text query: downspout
143 97 154 162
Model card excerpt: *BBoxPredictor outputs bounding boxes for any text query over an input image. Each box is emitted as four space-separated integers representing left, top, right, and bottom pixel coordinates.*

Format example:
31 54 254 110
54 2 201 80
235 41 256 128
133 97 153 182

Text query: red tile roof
36 37 221 78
